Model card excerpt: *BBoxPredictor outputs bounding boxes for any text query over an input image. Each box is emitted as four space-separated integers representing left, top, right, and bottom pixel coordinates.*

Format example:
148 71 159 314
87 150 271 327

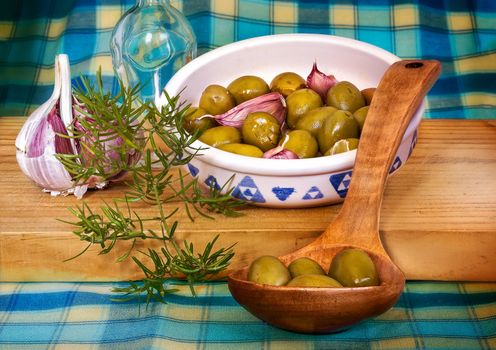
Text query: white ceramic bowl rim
165 34 423 177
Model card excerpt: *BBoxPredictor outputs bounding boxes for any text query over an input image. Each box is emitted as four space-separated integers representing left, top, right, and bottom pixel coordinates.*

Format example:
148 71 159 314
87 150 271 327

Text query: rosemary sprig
59 71 243 304
112 235 235 303
58 71 147 182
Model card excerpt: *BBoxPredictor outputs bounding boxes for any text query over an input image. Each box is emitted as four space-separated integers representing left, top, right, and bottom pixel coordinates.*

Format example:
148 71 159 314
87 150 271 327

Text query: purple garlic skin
263 146 299 159
16 103 76 193
15 54 142 198
306 62 338 100
204 92 287 128
15 55 77 195
71 95 144 189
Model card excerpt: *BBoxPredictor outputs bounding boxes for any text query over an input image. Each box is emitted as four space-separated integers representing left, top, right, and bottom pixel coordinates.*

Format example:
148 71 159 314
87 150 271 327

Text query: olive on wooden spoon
228 60 441 334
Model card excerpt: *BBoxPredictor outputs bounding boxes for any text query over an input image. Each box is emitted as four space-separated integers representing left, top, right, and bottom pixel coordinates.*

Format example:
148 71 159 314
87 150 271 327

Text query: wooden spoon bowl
229 247 404 333
228 60 441 334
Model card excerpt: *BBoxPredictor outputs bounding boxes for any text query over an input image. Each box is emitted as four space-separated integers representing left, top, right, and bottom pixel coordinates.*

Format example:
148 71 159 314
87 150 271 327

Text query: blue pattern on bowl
408 129 418 158
272 187 296 201
204 175 221 190
389 156 403 174
233 176 266 203
330 171 353 198
188 163 199 177
302 186 324 200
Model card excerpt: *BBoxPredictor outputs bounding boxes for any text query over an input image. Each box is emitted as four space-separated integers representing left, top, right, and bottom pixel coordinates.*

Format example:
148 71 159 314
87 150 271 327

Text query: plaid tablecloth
1 281 495 349
1 1 496 348
0 0 495 118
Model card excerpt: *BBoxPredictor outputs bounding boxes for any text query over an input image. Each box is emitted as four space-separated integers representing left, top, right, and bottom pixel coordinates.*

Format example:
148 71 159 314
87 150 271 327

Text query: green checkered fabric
1 2 495 347
0 0 495 118
1 281 495 348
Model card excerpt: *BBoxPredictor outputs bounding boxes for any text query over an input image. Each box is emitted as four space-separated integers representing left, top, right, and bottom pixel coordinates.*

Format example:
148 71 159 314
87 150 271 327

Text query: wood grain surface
1 117 495 282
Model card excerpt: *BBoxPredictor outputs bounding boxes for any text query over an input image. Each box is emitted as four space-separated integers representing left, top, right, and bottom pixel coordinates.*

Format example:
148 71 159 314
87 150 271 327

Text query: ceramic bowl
160 34 422 208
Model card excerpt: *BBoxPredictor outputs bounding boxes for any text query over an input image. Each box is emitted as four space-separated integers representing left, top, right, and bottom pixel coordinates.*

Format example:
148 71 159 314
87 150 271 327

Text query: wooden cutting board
1 117 495 282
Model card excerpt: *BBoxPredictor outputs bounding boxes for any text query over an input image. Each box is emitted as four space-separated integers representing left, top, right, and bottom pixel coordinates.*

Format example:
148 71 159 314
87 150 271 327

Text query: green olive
270 72 306 98
318 110 360 154
353 106 369 132
286 274 343 288
199 84 236 115
241 112 281 152
286 88 323 129
280 129 318 159
325 138 359 156
361 88 376 105
288 257 326 278
248 255 291 286
328 248 380 287
295 106 338 138
218 143 264 158
227 75 270 104
199 125 241 148
183 107 217 134
326 81 366 113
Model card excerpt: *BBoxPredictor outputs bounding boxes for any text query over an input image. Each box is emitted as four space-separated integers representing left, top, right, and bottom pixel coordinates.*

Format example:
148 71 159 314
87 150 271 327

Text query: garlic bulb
15 54 81 196
15 54 141 198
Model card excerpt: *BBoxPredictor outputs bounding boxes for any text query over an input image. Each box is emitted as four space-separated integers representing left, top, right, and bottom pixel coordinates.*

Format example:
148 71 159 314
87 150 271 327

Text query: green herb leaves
61 71 243 304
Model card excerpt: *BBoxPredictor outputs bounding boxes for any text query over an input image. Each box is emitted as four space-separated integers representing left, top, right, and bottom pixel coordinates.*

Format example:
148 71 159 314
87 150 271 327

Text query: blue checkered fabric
1 280 495 349
0 0 495 118
1 2 495 347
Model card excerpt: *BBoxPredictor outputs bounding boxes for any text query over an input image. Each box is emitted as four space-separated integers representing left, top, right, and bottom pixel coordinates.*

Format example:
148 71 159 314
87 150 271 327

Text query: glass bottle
110 0 197 104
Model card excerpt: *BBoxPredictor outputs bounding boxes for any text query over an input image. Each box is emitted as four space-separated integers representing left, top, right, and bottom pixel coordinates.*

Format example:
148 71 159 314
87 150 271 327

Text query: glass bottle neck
137 0 170 6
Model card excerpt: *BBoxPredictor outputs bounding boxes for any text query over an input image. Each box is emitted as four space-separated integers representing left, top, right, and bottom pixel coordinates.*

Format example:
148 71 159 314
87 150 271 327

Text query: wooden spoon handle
322 60 441 249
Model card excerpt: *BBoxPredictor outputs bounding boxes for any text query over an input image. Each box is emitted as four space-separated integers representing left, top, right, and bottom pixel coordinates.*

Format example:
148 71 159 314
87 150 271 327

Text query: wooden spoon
228 60 441 334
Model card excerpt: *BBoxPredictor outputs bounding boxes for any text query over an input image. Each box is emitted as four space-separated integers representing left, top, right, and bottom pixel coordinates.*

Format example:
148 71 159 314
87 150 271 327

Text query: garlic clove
306 62 338 100
58 54 78 154
16 105 74 192
72 103 143 184
263 146 299 159
262 133 299 159
203 92 287 128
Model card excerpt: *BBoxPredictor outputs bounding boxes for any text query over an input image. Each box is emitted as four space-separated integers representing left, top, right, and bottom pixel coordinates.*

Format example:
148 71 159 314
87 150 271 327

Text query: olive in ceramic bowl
199 84 236 115
286 88 323 129
242 112 281 152
227 75 270 104
218 143 264 158
183 107 217 134
295 106 338 138
199 125 241 148
318 110 360 154
361 88 376 105
270 72 306 97
281 129 318 159
353 106 369 132
325 138 359 156
326 81 366 113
